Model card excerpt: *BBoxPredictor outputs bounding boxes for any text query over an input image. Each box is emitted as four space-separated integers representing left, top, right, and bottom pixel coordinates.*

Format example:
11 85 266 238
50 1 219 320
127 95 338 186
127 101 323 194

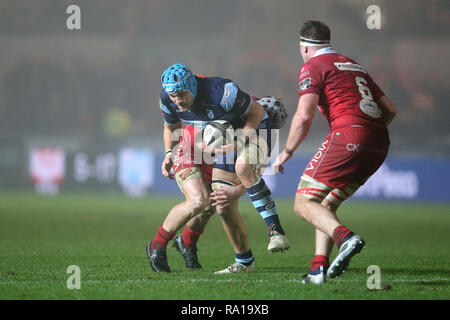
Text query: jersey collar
313 46 336 57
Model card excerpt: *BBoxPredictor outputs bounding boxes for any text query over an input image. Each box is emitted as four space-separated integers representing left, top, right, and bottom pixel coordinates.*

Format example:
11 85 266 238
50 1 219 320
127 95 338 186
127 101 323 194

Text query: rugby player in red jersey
273 20 397 284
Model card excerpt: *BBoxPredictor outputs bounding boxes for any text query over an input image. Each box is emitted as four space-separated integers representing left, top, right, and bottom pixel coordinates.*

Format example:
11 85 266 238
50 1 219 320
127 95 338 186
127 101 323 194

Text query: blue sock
235 250 254 266
246 178 285 235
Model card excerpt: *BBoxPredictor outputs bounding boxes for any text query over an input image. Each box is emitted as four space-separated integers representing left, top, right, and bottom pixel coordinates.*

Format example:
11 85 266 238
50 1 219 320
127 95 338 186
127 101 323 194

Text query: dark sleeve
220 81 253 116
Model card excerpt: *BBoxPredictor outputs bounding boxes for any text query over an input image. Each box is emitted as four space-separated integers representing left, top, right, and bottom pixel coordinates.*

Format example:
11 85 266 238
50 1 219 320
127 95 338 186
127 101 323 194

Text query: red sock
182 226 203 249
310 255 329 271
151 225 176 249
332 225 353 248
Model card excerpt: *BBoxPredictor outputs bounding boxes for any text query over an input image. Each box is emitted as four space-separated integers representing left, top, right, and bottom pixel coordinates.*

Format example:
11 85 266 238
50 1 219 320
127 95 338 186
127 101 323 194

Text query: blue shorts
213 152 238 172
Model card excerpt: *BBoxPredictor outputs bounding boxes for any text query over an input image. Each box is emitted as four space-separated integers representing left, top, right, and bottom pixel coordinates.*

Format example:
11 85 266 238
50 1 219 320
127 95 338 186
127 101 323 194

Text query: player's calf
246 177 286 235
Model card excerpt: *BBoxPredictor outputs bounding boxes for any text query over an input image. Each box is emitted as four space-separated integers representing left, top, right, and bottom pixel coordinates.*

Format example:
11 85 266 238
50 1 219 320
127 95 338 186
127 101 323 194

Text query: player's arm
161 121 182 180
285 93 318 153
240 100 265 146
273 93 318 173
376 95 397 126
216 100 264 154
242 100 265 133
216 82 264 153
163 121 182 151
159 94 182 179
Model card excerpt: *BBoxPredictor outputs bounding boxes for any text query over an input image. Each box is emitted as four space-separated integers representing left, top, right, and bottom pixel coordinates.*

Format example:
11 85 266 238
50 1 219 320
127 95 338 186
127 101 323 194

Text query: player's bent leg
173 209 216 270
234 144 289 253
169 168 213 269
294 193 341 237
302 200 336 284
211 179 255 274
323 184 366 279
295 174 348 236
147 168 210 273
214 205 255 274
162 169 210 233
315 199 338 257
211 170 249 253
296 175 361 280
216 198 250 255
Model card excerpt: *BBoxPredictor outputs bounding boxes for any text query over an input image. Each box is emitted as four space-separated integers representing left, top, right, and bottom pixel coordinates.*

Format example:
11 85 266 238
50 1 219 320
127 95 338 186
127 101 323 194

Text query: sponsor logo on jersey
359 99 382 118
334 62 367 73
299 78 311 91
346 143 360 152
305 139 329 171
206 109 214 119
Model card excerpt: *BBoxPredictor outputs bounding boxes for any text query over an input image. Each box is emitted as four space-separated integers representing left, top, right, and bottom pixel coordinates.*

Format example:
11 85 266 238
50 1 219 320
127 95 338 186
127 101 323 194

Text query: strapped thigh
297 174 333 203
297 174 361 208
324 182 361 208
175 167 203 191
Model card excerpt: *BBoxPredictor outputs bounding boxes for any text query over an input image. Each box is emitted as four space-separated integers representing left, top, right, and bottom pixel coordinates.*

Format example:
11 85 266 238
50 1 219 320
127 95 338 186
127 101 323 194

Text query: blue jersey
159 76 269 129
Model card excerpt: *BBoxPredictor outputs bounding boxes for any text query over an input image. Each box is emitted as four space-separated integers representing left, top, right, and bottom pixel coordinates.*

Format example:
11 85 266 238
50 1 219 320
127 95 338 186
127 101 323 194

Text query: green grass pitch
0 192 449 300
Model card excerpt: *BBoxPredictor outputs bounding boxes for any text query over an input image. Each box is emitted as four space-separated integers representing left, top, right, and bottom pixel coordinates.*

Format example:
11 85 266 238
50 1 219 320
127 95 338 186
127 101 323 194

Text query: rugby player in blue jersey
146 63 289 273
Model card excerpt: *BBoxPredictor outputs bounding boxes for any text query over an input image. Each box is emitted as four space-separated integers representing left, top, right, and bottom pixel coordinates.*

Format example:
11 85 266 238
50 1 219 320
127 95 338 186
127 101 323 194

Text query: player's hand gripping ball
257 96 288 129
203 120 233 149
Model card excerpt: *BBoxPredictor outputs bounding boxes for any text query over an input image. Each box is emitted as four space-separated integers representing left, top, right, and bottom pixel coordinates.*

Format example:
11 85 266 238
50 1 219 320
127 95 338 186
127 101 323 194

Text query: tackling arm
273 93 318 174
163 121 182 152
284 93 318 154
242 100 265 135
161 121 182 179
217 99 265 154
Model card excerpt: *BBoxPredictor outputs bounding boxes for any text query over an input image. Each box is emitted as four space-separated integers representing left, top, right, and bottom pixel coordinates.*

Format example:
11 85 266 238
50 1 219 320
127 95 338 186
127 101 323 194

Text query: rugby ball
203 120 233 149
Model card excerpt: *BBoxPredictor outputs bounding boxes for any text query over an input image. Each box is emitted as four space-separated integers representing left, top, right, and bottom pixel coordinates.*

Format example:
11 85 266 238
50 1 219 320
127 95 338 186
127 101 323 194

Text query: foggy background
0 0 449 193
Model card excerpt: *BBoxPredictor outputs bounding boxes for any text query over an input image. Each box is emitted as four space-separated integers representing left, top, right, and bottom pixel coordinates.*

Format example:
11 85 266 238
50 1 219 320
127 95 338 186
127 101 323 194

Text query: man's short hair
300 20 331 41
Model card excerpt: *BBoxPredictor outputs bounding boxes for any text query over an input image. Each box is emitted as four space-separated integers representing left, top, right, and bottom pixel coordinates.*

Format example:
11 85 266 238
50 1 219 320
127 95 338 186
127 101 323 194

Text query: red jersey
298 47 386 131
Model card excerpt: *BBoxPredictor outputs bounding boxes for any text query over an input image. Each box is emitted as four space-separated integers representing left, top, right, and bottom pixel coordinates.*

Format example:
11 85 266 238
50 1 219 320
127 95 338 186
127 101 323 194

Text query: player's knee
294 197 309 220
189 194 210 215
234 162 247 176
293 203 305 220
234 162 253 183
